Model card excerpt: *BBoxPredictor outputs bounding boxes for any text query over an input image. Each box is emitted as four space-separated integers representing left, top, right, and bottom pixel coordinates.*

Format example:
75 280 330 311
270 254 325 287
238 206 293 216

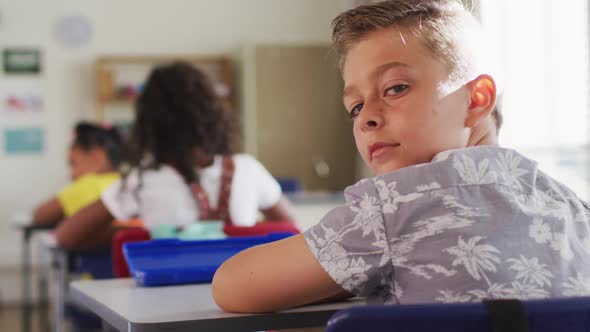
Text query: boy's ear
465 74 496 128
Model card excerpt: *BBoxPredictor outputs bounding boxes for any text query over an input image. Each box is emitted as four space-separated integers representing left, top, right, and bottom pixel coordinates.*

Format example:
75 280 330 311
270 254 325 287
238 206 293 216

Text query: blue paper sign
4 127 44 154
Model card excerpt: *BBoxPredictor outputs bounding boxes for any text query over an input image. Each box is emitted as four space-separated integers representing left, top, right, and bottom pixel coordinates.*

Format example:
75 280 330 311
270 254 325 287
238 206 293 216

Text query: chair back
111 228 151 278
276 177 302 193
70 248 113 279
326 297 590 332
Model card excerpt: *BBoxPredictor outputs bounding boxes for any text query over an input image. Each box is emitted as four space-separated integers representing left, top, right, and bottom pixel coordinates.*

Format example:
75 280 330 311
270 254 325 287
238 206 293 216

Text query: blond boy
213 0 590 313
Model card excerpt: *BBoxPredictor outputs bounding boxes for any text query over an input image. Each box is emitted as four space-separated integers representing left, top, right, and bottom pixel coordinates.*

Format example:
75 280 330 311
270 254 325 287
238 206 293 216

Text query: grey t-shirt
304 146 590 304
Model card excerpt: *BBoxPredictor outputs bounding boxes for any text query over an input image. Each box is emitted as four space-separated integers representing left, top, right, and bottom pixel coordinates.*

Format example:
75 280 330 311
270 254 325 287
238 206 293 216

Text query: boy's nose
359 102 384 131
365 119 379 128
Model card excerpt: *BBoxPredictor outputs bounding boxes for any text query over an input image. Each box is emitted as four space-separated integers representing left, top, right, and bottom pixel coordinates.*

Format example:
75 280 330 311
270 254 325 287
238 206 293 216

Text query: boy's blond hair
332 0 502 130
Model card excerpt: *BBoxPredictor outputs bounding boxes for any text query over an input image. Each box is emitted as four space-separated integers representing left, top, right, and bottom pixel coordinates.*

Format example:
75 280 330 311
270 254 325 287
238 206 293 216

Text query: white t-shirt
101 154 282 227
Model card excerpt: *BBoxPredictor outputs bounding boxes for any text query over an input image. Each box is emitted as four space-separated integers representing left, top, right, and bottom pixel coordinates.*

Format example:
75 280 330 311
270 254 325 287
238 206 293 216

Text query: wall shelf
94 55 234 124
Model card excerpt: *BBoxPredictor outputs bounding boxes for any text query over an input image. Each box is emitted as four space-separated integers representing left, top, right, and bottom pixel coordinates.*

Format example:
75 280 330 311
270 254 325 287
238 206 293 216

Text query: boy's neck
467 117 499 147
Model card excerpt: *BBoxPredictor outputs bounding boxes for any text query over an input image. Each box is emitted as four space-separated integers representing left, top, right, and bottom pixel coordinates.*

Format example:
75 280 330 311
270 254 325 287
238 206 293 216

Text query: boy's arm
212 234 352 313
54 199 116 250
32 197 65 226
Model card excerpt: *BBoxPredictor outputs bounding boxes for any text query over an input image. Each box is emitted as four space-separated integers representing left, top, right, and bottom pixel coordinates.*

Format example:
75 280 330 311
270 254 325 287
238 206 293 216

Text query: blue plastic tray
123 233 293 286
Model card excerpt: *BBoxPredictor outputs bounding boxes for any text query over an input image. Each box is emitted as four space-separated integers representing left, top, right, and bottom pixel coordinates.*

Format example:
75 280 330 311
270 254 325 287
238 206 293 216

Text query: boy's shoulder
344 146 539 203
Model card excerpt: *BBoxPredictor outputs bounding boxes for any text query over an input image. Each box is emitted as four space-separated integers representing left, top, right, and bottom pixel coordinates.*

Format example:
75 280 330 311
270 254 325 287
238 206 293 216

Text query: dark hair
73 122 124 168
126 61 237 184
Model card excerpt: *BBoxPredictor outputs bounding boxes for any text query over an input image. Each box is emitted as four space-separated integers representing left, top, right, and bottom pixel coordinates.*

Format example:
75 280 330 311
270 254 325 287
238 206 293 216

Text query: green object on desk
178 221 225 240
150 221 226 240
149 225 179 239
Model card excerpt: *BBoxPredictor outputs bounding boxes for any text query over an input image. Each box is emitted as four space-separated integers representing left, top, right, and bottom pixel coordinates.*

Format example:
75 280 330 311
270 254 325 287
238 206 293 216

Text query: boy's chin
371 158 424 176
371 162 404 176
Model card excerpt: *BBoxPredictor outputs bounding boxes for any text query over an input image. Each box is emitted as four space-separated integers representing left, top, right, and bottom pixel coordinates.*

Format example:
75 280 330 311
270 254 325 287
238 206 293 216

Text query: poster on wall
0 80 45 114
4 127 44 155
2 48 42 74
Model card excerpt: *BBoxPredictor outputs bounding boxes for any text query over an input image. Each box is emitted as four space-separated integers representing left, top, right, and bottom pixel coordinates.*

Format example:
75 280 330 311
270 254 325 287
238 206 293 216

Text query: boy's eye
385 84 409 96
349 103 363 119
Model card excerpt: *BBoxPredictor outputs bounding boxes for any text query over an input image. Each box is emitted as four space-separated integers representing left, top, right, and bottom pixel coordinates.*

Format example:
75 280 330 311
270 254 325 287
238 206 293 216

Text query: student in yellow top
33 122 124 225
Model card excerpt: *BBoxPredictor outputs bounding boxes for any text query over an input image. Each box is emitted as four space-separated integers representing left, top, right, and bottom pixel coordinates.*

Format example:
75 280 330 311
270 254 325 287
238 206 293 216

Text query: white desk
70 278 364 332
40 232 69 332
12 214 53 332
40 232 112 332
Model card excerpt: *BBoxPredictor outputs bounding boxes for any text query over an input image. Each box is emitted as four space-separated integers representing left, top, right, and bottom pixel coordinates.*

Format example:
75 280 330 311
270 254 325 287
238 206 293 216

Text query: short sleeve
58 176 101 217
303 180 393 299
100 172 140 221
246 155 282 209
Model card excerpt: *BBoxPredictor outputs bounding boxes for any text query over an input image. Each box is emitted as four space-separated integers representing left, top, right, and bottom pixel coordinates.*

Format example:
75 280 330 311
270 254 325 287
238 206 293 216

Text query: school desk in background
113 221 300 279
12 214 52 332
124 233 293 287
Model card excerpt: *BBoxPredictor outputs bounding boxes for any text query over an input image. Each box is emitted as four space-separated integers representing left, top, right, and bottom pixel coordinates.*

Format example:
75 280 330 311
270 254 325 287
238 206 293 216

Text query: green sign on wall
3 49 42 74
4 128 44 154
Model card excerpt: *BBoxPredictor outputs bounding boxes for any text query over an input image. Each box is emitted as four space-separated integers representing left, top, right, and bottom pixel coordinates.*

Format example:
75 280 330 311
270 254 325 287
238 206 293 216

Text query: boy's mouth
368 142 401 160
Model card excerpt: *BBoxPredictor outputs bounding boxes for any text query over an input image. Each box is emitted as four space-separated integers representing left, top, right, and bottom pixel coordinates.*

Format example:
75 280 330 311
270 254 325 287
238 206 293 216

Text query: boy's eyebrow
342 61 410 101
342 86 359 102
372 61 410 77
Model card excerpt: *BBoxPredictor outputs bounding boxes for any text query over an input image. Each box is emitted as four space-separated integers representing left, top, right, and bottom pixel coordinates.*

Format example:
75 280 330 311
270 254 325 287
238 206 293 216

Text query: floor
0 305 94 332
1 305 45 332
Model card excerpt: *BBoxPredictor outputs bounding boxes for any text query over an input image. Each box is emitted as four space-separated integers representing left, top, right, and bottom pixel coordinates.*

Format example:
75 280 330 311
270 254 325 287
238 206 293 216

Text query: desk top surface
12 213 55 232
71 278 363 332
12 212 31 225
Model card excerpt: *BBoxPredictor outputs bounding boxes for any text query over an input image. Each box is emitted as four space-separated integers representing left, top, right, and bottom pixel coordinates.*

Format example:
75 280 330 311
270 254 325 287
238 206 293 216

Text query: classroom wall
0 0 357 302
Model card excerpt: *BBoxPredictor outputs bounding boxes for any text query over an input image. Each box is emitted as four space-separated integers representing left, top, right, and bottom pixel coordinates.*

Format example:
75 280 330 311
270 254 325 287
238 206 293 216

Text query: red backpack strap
215 155 235 225
190 182 212 220
189 155 235 224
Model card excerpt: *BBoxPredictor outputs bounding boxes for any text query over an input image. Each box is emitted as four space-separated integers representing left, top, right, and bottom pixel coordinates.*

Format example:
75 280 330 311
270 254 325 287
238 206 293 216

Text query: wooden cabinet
94 55 234 124
242 45 357 191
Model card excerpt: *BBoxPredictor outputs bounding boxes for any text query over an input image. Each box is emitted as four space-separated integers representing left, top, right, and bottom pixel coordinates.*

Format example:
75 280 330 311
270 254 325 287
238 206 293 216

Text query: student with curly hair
54 62 295 250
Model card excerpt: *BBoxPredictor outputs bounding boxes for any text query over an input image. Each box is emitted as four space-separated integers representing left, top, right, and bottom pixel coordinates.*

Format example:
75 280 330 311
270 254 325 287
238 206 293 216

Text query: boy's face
342 28 472 175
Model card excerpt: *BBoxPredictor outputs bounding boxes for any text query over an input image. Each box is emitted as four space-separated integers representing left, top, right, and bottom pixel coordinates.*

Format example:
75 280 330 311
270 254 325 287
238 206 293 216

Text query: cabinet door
254 45 356 191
